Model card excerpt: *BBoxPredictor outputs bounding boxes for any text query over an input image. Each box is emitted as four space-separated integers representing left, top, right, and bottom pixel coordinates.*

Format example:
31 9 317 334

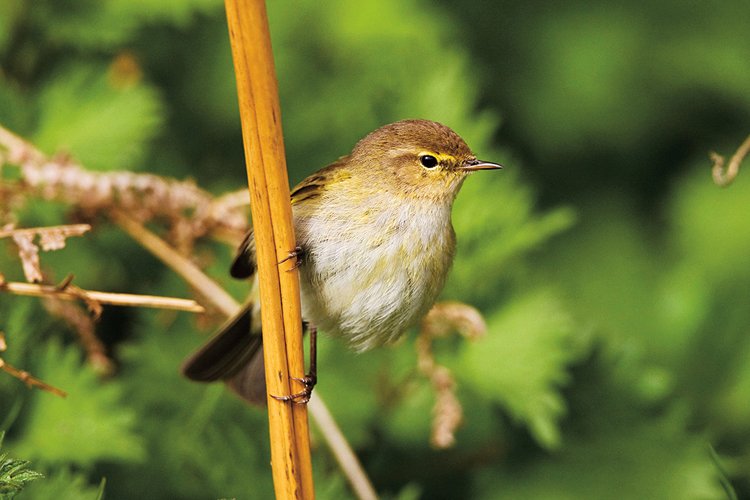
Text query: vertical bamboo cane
223 0 314 498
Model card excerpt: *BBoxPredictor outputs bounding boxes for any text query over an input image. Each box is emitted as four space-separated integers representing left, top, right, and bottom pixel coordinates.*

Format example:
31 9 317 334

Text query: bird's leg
278 245 305 270
271 323 318 405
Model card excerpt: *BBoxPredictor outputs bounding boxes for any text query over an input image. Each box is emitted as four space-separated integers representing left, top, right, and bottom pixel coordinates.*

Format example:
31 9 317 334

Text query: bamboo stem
223 0 314 498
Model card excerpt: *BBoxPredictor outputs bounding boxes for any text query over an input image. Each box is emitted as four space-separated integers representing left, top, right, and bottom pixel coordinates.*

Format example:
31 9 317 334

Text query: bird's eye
420 155 439 169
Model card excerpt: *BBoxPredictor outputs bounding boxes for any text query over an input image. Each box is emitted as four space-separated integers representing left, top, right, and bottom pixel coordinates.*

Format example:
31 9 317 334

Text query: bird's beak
461 159 503 172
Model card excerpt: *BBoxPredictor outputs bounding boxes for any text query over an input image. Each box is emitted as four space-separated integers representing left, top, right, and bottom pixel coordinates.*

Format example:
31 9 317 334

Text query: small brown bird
182 119 501 404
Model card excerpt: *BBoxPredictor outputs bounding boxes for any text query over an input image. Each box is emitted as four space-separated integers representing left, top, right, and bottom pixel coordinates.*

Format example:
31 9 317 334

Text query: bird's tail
181 303 267 405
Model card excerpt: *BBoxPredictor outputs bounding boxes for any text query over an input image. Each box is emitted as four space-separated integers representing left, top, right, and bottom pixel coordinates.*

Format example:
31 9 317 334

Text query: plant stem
112 209 237 316
226 0 314 496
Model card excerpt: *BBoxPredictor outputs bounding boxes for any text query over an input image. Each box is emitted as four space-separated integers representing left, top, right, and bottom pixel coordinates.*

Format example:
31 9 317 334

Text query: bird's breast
294 199 455 351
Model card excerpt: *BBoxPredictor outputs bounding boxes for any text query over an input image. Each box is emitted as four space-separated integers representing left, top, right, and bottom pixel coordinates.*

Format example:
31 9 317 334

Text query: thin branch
0 279 205 313
42 298 114 376
111 209 235 316
0 330 67 397
711 134 750 187
212 188 251 211
418 302 487 449
0 223 91 243
0 357 67 398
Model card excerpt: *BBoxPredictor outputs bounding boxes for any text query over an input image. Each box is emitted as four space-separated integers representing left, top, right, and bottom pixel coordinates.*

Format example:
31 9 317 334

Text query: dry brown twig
0 332 67 398
0 127 231 385
0 279 205 314
0 223 206 316
418 301 487 449
0 125 249 252
0 223 92 245
0 228 110 377
0 273 205 376
0 220 205 377
711 134 750 187
42 298 114 376
111 209 237 316
0 224 91 282
0 358 68 398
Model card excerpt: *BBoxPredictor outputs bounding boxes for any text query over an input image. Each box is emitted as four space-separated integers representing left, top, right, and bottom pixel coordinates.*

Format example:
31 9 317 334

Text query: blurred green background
1 0 749 498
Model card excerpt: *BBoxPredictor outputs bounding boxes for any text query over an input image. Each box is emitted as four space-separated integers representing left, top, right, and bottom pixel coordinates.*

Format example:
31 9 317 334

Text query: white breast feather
296 195 454 351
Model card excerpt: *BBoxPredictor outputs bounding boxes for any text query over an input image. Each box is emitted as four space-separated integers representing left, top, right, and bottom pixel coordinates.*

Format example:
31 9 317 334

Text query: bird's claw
271 374 317 405
278 245 305 271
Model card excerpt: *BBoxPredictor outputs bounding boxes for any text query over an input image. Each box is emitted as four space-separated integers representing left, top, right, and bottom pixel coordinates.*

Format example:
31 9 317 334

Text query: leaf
14 469 103 500
0 431 44 499
29 0 221 49
450 173 575 307
11 340 145 467
113 313 275 499
33 64 163 170
459 290 581 449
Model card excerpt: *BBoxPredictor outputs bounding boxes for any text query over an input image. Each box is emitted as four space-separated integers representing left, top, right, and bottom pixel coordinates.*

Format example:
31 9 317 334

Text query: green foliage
670 162 750 283
460 290 579 449
0 79 29 134
33 64 163 170
0 1 23 58
0 432 43 499
450 172 575 306
1 0 748 498
18 470 104 500
477 416 723 500
27 0 220 49
11 340 145 467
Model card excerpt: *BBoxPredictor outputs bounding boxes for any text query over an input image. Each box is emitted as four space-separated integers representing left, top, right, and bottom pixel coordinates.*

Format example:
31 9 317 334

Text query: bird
182 119 502 404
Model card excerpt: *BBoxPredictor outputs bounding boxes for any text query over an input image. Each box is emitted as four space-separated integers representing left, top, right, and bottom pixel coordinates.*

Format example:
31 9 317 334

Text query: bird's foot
279 245 305 271
271 373 317 405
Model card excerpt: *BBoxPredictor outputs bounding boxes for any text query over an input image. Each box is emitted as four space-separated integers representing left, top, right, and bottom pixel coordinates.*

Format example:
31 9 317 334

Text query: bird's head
349 119 502 202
